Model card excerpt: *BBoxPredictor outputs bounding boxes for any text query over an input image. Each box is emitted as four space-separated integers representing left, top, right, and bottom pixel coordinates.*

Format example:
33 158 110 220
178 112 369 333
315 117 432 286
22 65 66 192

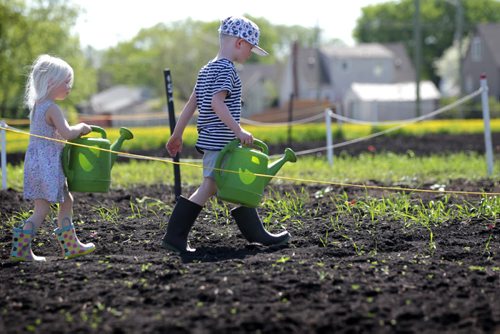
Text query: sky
72 0 391 50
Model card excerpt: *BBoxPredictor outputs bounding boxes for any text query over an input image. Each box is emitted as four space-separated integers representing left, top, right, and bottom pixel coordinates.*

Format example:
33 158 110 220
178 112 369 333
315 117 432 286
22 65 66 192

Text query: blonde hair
25 54 74 115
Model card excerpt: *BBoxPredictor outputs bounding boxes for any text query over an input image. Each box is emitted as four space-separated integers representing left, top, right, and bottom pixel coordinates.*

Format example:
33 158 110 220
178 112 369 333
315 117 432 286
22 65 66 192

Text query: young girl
10 54 96 262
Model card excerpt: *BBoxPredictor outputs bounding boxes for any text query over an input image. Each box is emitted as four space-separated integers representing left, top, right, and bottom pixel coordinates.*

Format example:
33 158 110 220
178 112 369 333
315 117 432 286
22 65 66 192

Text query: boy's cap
219 16 268 56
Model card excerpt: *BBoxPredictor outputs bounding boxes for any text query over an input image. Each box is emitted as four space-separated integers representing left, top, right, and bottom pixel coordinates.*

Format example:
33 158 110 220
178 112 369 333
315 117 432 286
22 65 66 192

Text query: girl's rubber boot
161 196 202 253
54 219 95 259
231 206 291 246
10 220 46 262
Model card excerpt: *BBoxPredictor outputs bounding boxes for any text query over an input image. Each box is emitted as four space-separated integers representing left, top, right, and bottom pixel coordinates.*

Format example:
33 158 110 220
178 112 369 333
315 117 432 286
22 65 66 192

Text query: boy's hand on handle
166 136 182 157
237 128 253 146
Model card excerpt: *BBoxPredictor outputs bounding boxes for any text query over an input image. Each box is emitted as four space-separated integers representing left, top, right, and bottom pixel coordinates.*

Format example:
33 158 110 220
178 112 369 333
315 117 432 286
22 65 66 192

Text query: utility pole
414 0 422 117
456 0 465 118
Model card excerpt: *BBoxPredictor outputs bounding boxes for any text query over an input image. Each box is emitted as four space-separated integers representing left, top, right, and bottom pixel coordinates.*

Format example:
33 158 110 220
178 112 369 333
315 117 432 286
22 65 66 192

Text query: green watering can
214 139 297 208
62 126 134 193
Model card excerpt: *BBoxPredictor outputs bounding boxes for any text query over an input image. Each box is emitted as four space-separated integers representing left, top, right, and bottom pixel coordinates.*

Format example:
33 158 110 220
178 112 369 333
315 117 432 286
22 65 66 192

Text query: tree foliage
98 16 319 101
353 0 500 85
0 0 96 119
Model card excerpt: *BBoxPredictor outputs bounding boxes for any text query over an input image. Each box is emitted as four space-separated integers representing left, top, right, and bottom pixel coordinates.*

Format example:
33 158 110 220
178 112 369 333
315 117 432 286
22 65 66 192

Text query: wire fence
0 77 496 192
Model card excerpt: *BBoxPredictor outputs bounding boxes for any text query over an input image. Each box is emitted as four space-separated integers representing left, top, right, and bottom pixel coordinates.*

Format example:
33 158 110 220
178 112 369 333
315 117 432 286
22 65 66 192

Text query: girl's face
51 75 72 100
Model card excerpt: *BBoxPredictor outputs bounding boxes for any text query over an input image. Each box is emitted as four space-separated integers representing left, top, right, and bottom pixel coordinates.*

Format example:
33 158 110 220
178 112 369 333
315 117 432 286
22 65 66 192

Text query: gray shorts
202 150 220 178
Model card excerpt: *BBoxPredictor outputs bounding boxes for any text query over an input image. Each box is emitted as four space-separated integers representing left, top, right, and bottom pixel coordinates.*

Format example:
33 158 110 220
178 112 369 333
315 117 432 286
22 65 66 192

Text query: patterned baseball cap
218 16 268 56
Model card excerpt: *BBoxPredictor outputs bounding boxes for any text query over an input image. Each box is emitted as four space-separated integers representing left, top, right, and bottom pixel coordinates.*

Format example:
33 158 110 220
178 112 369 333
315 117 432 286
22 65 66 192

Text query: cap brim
252 46 268 56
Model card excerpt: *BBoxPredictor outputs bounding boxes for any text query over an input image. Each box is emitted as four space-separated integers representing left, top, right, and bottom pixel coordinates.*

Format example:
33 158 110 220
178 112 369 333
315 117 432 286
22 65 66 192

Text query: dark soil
1 134 499 333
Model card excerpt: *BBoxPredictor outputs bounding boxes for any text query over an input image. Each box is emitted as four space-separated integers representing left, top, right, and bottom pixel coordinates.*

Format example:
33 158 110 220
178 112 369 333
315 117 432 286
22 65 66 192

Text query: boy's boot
231 206 291 246
161 196 203 253
54 219 95 259
10 220 46 262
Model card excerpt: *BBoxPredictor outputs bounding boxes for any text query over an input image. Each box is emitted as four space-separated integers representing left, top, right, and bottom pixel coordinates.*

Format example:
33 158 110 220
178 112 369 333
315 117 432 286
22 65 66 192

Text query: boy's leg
162 151 218 253
189 177 217 206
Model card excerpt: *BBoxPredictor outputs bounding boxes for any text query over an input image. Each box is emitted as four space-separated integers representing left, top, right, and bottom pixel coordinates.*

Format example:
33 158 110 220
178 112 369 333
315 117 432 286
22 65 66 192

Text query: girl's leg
10 199 50 262
57 188 74 227
54 190 95 259
31 199 51 230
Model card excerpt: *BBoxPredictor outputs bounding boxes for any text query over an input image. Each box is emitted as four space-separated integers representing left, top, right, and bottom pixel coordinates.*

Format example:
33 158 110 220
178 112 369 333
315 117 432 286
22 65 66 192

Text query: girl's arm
212 90 252 145
45 104 91 140
166 90 197 157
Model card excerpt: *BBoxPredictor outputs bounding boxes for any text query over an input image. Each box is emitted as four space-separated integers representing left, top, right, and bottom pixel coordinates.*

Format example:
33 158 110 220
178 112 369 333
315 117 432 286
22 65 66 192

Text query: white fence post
1 120 7 190
480 74 494 177
325 108 333 166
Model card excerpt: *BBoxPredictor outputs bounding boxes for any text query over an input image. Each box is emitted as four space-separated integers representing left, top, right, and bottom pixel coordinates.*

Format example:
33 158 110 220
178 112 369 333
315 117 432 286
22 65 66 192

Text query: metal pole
480 74 494 176
325 109 333 166
457 0 464 118
288 93 294 147
414 0 422 117
163 69 182 198
1 120 7 190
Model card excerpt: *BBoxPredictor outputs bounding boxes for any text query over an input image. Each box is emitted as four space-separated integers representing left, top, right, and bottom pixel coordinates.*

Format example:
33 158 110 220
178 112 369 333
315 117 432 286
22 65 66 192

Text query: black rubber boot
231 206 291 246
161 196 202 253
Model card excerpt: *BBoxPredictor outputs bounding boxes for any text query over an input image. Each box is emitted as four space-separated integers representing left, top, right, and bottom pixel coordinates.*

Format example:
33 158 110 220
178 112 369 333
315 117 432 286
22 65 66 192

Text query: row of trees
0 0 96 119
2 0 500 120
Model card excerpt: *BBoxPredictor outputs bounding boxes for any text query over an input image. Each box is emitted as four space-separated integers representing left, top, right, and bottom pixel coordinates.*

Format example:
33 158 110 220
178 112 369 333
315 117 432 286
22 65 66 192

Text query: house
462 23 500 101
276 42 439 121
80 85 165 127
237 63 282 116
344 81 440 121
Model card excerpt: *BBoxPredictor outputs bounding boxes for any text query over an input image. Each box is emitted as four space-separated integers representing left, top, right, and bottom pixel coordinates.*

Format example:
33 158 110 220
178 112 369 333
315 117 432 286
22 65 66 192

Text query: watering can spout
110 127 134 166
265 148 297 186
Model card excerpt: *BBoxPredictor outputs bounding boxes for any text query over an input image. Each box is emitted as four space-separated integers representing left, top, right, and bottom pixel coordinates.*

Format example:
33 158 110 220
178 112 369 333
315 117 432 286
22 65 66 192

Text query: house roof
477 23 500 67
382 43 415 82
322 43 393 59
90 85 147 114
347 81 441 102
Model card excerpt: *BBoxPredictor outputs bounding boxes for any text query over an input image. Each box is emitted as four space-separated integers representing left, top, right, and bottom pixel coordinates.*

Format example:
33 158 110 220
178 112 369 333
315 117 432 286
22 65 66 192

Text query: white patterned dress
24 100 66 203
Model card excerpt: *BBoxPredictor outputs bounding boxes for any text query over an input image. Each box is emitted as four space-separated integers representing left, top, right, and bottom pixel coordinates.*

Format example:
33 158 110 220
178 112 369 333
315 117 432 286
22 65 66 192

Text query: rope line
291 88 485 157
241 112 325 126
328 88 484 126
1 123 498 197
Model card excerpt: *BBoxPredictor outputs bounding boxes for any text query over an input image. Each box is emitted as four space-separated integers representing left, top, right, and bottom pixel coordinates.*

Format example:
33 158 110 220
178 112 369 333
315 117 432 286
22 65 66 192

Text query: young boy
162 16 290 253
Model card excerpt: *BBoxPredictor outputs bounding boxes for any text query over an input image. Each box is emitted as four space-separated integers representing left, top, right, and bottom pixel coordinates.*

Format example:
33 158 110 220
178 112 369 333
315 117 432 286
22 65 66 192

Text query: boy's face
236 38 254 63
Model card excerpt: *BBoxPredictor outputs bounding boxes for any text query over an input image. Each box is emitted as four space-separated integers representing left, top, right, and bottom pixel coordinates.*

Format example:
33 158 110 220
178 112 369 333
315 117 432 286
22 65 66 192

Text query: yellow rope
1 124 498 197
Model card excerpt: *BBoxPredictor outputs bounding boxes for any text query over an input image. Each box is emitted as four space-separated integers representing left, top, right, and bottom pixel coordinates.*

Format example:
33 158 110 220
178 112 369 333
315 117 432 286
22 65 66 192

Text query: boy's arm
166 90 197 157
212 91 253 145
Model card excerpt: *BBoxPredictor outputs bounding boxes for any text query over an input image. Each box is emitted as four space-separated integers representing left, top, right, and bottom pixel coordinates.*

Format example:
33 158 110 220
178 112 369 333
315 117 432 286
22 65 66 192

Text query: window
471 37 482 62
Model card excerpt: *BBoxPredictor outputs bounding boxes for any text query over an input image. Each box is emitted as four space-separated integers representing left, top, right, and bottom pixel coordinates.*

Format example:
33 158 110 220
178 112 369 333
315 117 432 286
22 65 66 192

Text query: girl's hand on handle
79 123 92 136
237 128 253 146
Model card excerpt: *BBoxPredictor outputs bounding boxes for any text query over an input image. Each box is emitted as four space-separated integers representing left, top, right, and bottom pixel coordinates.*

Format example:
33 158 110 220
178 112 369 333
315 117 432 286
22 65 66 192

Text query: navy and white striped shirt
195 58 241 151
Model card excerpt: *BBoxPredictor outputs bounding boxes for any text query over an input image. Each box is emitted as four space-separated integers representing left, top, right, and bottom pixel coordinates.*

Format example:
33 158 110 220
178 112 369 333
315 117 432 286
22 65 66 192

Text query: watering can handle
214 138 269 182
249 139 269 154
89 126 107 139
62 144 71 178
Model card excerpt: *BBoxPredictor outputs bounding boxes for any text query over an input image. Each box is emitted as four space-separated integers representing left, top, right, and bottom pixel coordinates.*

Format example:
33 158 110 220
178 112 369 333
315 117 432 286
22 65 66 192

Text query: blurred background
2 0 500 127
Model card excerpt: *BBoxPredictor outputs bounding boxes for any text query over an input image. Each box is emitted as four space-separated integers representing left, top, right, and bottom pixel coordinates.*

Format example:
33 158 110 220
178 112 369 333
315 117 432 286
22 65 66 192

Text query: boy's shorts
202 150 220 178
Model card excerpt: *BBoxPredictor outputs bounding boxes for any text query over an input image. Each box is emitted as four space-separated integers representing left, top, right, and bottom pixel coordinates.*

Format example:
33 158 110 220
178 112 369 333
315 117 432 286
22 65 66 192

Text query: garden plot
1 180 499 333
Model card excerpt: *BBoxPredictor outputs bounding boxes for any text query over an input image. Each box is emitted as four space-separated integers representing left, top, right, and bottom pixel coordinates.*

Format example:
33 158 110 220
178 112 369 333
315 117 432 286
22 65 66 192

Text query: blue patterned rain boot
54 219 95 259
10 220 46 262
